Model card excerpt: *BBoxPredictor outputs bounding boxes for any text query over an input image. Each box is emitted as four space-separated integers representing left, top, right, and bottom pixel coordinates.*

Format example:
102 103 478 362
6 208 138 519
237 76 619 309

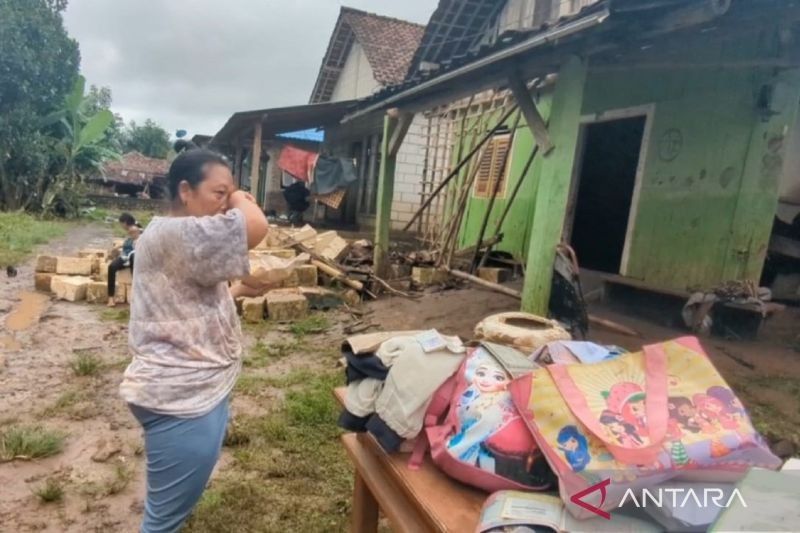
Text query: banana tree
37 75 118 215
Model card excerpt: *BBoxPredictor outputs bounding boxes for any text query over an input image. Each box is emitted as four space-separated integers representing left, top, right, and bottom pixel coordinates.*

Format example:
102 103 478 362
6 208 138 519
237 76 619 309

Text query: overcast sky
63 0 435 138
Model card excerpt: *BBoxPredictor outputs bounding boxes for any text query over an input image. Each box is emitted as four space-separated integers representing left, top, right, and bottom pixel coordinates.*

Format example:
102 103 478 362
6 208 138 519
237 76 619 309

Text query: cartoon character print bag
511 336 780 519
412 343 556 493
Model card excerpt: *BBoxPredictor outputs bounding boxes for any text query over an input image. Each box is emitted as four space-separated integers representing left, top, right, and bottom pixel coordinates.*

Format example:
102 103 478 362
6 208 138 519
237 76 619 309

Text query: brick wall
391 114 428 232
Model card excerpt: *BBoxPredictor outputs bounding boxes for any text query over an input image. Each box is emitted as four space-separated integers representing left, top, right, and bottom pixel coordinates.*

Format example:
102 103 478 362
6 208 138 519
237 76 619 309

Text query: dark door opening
569 115 646 274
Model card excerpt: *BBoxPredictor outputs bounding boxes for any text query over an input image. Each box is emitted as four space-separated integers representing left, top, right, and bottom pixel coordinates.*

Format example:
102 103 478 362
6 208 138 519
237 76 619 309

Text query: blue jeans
129 398 229 533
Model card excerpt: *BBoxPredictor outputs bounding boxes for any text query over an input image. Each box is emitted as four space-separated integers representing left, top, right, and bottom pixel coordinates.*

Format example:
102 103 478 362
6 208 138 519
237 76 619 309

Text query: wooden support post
521 56 587 315
250 119 263 197
388 111 414 157
233 146 244 188
508 72 554 154
351 473 379 533
374 114 401 277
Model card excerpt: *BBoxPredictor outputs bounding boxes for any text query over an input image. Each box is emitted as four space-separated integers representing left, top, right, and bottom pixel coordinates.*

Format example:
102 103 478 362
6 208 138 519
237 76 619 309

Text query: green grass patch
234 374 271 396
0 212 69 268
41 388 99 420
0 425 65 461
34 478 64 504
289 314 331 337
186 370 349 532
243 340 302 368
70 351 102 377
100 308 130 323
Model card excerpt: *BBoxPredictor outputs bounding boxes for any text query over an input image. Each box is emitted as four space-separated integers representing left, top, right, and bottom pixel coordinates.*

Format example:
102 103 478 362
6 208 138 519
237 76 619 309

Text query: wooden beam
508 71 553 154
373 114 399 277
250 119 263 195
388 111 413 157
521 56 587 315
233 147 244 188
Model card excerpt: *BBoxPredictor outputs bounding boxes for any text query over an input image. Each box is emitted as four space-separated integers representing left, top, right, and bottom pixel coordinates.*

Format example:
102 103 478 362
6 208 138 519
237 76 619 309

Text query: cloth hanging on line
277 145 318 182
316 188 347 210
312 156 358 195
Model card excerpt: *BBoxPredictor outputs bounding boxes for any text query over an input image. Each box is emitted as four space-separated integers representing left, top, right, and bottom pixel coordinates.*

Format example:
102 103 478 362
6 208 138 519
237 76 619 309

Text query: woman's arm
228 191 269 249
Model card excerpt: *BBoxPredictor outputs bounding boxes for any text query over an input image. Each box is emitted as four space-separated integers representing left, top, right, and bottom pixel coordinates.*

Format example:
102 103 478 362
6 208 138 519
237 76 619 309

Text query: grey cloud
64 0 434 137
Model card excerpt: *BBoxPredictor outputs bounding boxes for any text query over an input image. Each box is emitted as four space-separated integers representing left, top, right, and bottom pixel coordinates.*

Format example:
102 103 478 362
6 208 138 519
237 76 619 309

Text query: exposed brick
51 276 91 302
241 296 266 323
34 273 54 293
56 257 93 276
412 267 449 286
478 268 512 284
266 291 308 322
295 265 319 287
35 255 58 273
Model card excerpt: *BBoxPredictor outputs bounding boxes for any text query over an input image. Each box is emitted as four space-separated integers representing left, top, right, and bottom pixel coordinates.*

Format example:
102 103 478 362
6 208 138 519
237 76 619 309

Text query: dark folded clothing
366 414 404 453
344 349 390 384
338 409 370 433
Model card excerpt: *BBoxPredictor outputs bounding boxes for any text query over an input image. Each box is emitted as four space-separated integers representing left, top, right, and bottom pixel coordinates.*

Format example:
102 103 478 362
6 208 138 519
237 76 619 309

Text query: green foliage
123 119 171 159
289 315 330 337
34 478 65 503
0 0 81 212
0 425 65 461
0 211 68 268
70 350 102 377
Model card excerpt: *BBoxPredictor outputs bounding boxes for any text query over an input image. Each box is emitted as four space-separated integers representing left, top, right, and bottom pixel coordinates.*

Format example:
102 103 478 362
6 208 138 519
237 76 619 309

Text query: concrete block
295 265 318 287
280 271 300 288
313 232 349 262
34 273 54 293
478 267 512 284
78 248 107 260
123 284 133 305
56 257 93 276
266 291 309 322
412 267 449 286
35 255 58 273
98 261 110 282
388 264 412 280
289 225 318 244
113 283 127 305
51 276 91 302
86 281 109 304
115 269 133 285
241 296 266 323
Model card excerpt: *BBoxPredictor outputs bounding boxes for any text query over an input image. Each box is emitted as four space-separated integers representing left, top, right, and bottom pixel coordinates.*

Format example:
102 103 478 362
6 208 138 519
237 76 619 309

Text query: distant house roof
310 7 425 104
101 152 169 186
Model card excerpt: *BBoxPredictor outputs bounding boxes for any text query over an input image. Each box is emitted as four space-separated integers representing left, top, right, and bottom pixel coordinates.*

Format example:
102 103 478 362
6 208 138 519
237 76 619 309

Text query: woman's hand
227 190 269 249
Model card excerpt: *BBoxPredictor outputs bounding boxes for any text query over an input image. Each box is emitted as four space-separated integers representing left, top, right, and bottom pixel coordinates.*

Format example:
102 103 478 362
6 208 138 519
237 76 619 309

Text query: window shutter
475 133 511 198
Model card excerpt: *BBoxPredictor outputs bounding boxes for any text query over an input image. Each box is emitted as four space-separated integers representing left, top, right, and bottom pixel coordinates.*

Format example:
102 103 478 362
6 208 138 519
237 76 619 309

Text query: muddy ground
1 224 798 532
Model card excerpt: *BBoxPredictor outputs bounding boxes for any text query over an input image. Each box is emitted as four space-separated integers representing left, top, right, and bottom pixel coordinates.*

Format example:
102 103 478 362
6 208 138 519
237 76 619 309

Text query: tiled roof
102 152 170 185
310 7 425 103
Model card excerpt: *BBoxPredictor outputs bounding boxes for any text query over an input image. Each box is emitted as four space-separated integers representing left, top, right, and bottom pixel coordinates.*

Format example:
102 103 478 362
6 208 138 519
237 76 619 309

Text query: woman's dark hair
167 149 229 200
119 213 137 226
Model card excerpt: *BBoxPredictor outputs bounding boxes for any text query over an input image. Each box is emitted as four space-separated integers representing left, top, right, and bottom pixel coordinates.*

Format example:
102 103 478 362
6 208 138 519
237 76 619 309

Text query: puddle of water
4 291 50 331
0 335 22 351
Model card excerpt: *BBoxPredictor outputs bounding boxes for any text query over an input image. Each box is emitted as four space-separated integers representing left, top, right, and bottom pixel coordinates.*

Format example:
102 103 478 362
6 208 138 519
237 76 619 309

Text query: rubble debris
477 267 511 284
35 255 58 274
241 296 267 323
56 257 93 276
51 276 91 302
412 267 449 287
266 290 309 322
34 273 54 293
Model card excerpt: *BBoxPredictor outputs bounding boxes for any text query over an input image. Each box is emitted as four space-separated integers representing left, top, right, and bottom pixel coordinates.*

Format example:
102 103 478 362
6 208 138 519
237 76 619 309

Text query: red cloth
277 145 318 182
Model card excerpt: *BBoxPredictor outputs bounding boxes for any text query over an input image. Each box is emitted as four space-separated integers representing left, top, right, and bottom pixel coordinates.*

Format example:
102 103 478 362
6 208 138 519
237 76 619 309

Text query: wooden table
335 388 486 533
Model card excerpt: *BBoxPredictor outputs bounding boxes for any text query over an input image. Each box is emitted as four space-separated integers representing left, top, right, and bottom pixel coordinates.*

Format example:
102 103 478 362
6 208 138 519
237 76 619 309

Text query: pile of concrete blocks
259 224 350 263
33 246 131 304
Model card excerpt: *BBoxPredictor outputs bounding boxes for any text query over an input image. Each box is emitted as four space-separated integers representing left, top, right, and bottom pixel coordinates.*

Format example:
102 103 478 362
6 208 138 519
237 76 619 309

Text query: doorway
567 113 648 275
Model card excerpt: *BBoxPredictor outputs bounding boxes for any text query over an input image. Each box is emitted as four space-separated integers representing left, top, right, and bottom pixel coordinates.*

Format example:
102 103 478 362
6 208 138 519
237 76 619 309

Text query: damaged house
341 0 800 323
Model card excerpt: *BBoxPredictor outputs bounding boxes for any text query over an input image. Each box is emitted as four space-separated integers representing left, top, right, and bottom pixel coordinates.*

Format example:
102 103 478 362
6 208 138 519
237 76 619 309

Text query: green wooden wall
456 34 800 291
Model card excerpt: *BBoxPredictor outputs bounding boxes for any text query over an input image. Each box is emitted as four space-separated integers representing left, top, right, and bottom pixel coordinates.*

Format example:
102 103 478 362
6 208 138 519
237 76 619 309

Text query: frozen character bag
411 343 555 492
511 336 781 519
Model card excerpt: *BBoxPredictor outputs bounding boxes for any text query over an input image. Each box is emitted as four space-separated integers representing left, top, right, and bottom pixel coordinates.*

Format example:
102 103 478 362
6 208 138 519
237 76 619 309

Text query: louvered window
474 133 511 198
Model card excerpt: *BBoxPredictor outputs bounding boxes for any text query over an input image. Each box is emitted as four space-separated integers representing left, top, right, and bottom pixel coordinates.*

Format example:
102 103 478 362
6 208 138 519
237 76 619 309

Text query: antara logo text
571 479 747 520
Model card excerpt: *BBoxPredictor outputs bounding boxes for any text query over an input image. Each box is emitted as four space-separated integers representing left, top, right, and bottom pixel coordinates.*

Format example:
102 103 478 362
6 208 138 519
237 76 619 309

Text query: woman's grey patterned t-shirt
119 209 250 417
